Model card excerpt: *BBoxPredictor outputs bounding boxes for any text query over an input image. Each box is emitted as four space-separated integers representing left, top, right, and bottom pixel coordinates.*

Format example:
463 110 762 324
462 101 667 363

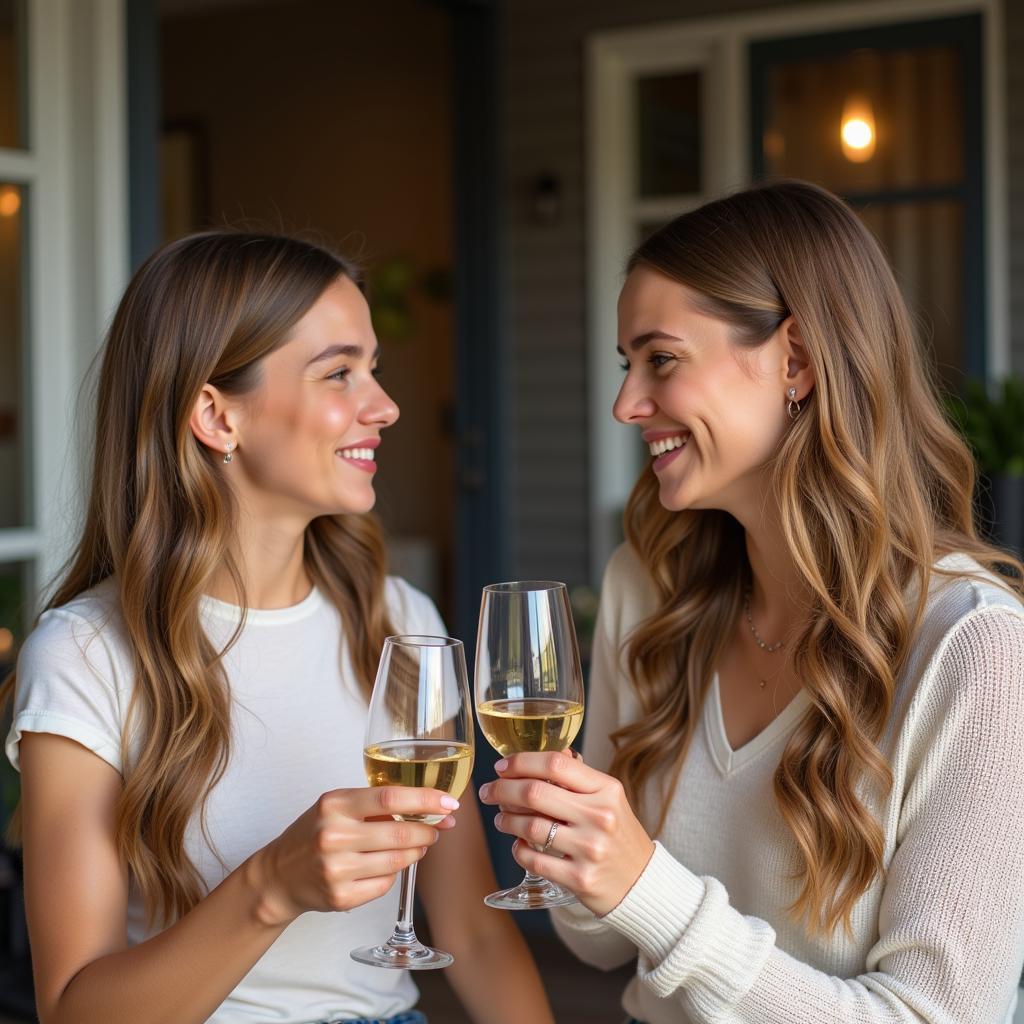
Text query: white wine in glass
351 635 474 970
475 581 584 910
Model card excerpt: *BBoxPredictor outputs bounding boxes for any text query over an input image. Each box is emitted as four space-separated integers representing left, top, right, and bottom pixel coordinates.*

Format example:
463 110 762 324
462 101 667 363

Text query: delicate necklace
744 590 785 655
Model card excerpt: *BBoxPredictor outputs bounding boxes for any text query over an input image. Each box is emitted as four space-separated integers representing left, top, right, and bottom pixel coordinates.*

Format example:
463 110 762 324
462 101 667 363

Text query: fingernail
494 812 504 828
442 814 457 827
421 846 429 855
494 759 508 772
478 783 491 800
440 796 460 810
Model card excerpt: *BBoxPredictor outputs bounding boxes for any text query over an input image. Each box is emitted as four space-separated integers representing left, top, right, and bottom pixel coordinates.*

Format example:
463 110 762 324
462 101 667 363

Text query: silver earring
223 441 235 464
787 387 802 420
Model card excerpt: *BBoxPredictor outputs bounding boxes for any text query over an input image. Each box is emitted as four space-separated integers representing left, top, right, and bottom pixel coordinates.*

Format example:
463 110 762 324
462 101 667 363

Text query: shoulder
910 554 1024 666
597 542 661 642
905 557 1024 729
383 575 447 636
18 578 128 681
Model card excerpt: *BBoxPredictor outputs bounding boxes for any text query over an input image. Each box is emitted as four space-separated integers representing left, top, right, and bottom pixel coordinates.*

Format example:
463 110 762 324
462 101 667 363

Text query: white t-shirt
6 574 447 1023
553 546 1024 1024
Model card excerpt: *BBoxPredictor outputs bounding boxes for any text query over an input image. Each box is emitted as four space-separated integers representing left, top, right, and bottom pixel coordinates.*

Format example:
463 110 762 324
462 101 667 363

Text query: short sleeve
5 607 129 774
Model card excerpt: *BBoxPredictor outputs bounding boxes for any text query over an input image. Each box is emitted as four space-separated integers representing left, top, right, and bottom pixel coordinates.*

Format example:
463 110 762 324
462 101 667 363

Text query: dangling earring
787 387 802 420
223 441 236 464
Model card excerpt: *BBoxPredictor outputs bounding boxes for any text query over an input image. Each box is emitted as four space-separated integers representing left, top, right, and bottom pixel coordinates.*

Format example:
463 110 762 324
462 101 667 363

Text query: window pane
0 0 26 150
859 199 964 384
636 71 702 197
0 560 29 675
761 46 964 194
0 182 27 528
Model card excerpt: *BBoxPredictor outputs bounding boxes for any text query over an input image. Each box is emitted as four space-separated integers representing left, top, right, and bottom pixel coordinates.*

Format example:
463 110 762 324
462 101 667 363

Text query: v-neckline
704 672 812 775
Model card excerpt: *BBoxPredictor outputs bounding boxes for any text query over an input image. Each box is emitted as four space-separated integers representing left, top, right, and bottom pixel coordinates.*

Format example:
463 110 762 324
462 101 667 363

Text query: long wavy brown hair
1 231 395 926
609 180 1023 937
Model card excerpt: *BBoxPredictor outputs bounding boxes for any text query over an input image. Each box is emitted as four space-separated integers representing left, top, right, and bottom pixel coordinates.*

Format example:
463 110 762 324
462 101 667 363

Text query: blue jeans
327 1013 427 1024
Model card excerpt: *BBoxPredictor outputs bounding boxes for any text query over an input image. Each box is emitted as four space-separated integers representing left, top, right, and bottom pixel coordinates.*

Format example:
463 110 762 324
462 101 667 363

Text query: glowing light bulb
840 96 876 163
0 186 20 217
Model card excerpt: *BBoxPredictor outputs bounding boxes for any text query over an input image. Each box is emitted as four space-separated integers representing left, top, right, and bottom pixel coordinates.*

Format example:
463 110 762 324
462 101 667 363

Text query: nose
613 372 657 425
360 377 400 428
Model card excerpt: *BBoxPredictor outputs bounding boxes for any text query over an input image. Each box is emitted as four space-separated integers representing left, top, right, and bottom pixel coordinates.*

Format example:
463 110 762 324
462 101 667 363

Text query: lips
335 438 380 473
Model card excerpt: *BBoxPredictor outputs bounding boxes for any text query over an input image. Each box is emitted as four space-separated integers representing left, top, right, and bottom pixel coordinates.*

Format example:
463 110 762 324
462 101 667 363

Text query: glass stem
523 844 548 886
389 862 419 947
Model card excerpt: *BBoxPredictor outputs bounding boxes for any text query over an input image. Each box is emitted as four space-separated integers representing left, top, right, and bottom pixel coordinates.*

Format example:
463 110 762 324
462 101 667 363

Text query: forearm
46 855 288 1024
441 919 554 1024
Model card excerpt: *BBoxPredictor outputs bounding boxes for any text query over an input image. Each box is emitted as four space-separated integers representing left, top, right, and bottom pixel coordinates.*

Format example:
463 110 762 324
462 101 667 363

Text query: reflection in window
636 71 702 197
0 560 28 675
754 18 980 386
0 0 26 150
0 181 26 528
762 46 963 194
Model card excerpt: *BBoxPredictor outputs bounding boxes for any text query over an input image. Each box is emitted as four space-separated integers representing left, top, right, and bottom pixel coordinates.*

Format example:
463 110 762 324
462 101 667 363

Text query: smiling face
614 266 804 517
226 274 398 522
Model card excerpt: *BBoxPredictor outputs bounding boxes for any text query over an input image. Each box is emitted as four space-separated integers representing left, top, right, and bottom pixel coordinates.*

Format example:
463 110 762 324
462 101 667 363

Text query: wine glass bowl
351 635 474 970
475 581 585 910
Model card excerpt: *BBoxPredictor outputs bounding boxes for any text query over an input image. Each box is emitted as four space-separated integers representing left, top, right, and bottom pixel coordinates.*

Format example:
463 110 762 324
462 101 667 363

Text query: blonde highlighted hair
1 232 394 926
609 181 1023 936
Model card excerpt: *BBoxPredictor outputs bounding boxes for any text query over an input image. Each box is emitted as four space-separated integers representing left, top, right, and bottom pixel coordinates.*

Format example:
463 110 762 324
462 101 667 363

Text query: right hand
249 787 459 926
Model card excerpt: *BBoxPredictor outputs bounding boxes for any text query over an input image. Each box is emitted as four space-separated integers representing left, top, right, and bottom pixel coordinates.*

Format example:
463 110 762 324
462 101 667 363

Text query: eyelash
619 353 675 371
327 366 383 382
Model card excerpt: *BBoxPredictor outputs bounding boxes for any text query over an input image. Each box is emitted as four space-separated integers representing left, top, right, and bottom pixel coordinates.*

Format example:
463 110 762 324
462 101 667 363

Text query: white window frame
586 0 1008 583
0 0 129 610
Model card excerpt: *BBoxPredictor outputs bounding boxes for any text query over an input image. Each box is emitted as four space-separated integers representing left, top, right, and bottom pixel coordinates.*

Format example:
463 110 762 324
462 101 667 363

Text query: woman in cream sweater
479 180 1024 1023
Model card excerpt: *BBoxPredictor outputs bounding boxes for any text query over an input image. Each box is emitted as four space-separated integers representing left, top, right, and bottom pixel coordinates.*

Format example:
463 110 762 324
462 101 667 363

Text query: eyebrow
306 343 381 366
616 330 686 355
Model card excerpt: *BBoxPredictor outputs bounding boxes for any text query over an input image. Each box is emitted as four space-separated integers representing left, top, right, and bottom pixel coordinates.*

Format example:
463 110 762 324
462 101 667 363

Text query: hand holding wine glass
475 581 585 910
351 634 474 970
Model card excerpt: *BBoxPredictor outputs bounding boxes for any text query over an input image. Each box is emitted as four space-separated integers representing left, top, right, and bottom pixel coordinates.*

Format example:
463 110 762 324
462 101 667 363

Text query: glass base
351 937 453 970
484 878 578 911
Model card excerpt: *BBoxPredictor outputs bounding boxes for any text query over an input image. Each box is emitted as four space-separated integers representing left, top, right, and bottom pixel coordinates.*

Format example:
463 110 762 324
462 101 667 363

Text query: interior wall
161 0 454 610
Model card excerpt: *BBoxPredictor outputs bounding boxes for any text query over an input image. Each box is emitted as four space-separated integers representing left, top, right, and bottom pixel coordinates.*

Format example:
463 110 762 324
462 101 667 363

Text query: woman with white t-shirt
478 180 1024 1023
1 232 554 1024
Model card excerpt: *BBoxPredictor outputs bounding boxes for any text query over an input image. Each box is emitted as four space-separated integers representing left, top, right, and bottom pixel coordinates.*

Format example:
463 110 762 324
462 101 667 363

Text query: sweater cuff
550 900 610 935
603 840 705 964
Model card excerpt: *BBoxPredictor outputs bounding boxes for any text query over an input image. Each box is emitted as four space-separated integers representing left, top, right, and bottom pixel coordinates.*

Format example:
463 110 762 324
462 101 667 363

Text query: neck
206 497 313 610
733 495 809 645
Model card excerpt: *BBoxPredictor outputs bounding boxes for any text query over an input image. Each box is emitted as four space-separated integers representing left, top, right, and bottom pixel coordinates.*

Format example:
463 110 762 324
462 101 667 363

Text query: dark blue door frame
749 13 986 380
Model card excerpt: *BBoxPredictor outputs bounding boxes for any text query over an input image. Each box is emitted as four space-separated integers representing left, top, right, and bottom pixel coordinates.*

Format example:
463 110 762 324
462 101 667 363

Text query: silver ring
541 820 559 853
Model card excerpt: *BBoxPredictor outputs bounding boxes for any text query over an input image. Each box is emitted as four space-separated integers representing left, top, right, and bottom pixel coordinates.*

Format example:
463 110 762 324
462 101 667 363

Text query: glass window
858 200 963 378
751 15 982 384
761 46 964 193
0 1 26 150
0 181 27 528
0 560 29 676
636 71 702 197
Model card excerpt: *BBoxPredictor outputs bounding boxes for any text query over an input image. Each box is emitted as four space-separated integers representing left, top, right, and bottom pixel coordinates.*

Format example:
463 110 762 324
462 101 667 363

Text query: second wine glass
351 634 474 970
475 581 585 910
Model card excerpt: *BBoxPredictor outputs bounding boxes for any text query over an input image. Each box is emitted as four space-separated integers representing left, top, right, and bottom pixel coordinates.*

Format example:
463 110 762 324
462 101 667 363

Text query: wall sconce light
531 172 561 224
0 185 20 218
840 94 876 163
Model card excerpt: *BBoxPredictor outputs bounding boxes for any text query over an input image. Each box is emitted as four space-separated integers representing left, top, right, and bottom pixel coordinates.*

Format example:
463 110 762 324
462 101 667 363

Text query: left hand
477 752 655 917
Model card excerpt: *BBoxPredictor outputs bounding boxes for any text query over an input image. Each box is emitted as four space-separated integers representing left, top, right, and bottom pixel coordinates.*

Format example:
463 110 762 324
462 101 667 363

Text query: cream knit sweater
552 545 1024 1023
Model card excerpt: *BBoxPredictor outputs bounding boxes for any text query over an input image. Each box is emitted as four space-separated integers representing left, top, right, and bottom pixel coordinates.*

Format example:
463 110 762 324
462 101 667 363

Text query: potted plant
945 377 1024 554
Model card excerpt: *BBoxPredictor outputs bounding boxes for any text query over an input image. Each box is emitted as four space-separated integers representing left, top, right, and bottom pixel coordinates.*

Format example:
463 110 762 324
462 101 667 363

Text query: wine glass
351 635 474 970
475 581 585 910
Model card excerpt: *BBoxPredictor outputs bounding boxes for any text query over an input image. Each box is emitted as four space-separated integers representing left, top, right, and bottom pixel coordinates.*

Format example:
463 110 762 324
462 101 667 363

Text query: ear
779 316 815 402
189 383 240 458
